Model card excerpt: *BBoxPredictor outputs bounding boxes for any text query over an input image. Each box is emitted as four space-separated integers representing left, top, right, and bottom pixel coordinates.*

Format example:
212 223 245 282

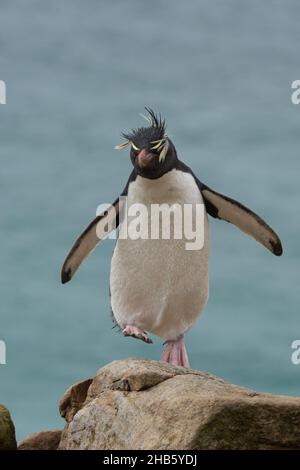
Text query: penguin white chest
110 169 210 341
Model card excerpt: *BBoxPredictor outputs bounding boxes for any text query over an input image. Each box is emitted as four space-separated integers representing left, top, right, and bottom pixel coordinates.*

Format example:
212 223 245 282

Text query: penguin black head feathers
115 108 178 179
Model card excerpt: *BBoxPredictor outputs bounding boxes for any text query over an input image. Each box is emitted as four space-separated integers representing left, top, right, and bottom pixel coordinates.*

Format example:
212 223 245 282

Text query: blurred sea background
0 0 299 440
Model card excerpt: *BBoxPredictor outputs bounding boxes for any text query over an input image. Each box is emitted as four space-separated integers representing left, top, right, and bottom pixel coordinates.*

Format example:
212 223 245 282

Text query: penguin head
115 108 178 179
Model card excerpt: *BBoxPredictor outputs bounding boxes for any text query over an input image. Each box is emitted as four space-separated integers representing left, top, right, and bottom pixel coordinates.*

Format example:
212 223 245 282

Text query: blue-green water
0 1 299 441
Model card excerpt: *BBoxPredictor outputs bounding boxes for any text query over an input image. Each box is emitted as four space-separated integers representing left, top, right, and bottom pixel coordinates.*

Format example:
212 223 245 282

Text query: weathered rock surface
58 358 300 450
59 378 93 423
18 430 62 450
0 404 17 450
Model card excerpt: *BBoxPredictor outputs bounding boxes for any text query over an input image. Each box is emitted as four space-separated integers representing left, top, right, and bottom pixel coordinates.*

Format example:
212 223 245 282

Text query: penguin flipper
61 197 124 284
198 182 283 256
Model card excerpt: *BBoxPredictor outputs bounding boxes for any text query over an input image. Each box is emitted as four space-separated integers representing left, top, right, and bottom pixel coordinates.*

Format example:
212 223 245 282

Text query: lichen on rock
0 404 17 450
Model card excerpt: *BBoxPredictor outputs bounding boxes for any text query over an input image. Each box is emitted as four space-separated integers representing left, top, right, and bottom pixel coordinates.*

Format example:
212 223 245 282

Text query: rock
0 404 17 450
58 358 300 450
18 430 62 450
59 378 93 423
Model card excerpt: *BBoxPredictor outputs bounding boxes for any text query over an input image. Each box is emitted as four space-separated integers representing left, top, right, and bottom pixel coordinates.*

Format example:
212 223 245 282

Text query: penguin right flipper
61 171 137 284
61 197 124 284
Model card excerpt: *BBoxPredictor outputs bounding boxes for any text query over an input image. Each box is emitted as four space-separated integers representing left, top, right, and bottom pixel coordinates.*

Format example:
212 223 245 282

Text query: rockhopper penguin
61 108 282 367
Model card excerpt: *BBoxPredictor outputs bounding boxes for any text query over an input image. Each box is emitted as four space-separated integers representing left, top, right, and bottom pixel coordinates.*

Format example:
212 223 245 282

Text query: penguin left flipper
196 179 283 256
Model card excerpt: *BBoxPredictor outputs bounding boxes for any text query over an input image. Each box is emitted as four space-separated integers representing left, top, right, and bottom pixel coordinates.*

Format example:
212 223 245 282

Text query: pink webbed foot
160 335 190 368
122 325 153 344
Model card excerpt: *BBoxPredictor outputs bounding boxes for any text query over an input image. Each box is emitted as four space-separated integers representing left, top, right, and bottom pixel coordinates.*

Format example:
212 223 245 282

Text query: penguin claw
122 325 153 344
